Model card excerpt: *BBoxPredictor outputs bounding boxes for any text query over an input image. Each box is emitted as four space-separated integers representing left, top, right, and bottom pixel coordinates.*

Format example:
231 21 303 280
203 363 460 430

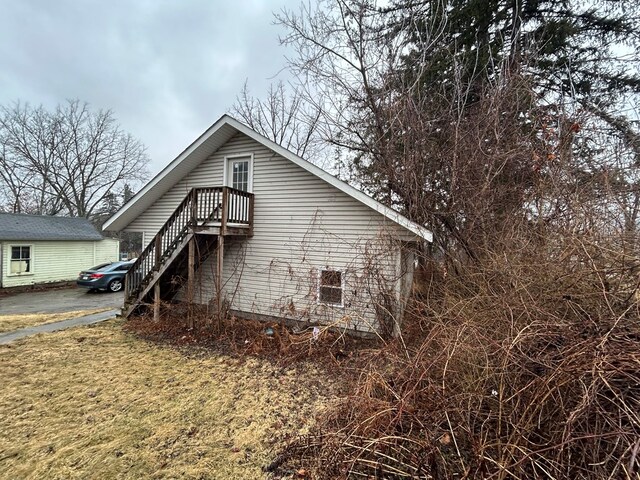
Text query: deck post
153 234 162 322
220 187 229 236
216 234 225 329
191 188 198 229
248 194 255 236
153 282 160 322
123 271 129 303
187 235 195 328
155 235 162 266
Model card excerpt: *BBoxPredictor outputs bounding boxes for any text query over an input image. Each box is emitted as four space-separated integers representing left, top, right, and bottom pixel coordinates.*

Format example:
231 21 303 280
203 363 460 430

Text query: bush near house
274 226 640 479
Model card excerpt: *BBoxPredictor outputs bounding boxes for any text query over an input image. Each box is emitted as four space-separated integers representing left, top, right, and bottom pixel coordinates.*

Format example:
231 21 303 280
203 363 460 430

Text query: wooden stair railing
123 186 254 311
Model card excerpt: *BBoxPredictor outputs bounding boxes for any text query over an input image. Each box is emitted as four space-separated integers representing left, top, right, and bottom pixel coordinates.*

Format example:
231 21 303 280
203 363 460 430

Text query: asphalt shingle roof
0 213 104 241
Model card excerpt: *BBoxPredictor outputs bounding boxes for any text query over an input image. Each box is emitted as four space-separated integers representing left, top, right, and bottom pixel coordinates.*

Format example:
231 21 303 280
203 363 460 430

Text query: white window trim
316 267 345 308
7 244 34 277
223 153 254 193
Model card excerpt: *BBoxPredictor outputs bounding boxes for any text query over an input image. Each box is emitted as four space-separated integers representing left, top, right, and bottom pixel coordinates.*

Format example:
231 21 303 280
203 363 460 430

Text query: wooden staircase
122 186 254 318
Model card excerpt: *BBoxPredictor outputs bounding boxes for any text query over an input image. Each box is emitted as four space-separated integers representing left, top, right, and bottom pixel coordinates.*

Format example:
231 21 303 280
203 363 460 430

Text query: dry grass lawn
0 319 340 479
0 309 110 333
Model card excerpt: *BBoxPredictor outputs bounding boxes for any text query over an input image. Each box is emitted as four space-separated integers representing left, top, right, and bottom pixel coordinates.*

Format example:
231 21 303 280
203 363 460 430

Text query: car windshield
89 263 113 271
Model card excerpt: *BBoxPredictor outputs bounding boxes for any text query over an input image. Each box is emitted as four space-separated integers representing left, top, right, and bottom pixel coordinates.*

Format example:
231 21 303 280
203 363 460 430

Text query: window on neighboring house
10 245 31 274
318 269 343 306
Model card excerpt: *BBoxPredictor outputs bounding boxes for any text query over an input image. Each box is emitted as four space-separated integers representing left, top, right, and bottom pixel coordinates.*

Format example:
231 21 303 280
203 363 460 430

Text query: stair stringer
122 232 194 318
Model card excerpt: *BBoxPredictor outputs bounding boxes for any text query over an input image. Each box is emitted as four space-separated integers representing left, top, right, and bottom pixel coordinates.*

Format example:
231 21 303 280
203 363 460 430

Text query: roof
103 115 433 242
0 213 104 241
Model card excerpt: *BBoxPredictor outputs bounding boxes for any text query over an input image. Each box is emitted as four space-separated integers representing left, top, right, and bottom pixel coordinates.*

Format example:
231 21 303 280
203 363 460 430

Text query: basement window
9 245 32 275
318 269 343 306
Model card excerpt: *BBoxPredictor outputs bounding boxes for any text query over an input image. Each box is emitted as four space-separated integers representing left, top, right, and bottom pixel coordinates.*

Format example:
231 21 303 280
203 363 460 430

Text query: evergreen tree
388 0 640 104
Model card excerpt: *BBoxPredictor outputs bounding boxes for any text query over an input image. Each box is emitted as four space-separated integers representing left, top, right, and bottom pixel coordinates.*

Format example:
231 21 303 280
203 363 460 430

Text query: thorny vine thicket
278 227 640 479
264 73 640 478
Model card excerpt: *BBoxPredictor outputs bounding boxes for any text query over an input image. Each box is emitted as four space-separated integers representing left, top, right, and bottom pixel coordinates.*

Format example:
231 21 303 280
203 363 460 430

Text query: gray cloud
0 0 300 175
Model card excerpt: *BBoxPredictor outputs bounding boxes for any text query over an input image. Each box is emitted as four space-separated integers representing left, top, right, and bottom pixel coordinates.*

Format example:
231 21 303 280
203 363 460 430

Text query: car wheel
108 279 123 293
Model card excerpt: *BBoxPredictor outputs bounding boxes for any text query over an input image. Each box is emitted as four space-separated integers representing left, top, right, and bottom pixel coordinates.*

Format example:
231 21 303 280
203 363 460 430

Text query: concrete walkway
0 309 119 345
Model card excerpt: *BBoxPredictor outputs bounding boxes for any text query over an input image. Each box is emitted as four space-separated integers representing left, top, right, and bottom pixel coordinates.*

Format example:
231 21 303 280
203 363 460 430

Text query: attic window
232 160 249 192
318 269 343 306
225 155 253 193
10 245 31 275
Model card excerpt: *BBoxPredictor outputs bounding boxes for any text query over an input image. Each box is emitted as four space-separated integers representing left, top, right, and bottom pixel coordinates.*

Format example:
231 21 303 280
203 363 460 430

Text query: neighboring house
0 213 120 289
104 115 432 336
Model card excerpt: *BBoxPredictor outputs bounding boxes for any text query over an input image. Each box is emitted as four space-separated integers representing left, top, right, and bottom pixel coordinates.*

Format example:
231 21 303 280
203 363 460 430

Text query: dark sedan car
77 260 135 293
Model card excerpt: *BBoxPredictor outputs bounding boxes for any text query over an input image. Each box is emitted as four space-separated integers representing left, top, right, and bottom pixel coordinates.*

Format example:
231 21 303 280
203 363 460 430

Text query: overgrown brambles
276 224 640 479
124 305 378 368
268 5 640 473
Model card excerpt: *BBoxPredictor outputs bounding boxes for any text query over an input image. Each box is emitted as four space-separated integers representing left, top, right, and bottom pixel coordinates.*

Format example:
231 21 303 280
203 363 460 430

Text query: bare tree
231 80 321 159
265 5 640 478
276 0 519 258
0 100 149 217
276 0 640 261
276 1 393 157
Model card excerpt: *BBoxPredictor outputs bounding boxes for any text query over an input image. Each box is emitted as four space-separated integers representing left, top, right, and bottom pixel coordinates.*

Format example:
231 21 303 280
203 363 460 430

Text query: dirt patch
0 308 111 333
0 318 344 479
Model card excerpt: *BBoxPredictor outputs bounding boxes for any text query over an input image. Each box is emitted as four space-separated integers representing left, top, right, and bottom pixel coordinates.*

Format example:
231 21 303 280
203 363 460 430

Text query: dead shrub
124 305 378 369
273 223 640 479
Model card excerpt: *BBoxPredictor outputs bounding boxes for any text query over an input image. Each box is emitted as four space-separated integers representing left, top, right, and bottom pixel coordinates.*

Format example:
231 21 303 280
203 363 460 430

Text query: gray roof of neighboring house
0 213 104 241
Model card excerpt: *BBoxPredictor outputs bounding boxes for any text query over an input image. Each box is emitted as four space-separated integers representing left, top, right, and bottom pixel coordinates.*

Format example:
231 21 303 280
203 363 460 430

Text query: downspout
0 242 3 288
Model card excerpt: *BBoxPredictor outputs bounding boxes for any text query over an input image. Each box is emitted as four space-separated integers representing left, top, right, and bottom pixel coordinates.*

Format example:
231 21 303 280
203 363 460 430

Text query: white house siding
1 239 119 288
127 133 418 333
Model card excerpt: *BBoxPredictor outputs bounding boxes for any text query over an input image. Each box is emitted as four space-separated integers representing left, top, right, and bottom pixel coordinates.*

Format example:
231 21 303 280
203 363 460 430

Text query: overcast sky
0 0 301 175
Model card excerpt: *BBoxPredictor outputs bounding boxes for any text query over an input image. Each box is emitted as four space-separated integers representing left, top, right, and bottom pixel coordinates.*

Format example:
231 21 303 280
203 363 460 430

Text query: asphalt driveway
0 287 124 315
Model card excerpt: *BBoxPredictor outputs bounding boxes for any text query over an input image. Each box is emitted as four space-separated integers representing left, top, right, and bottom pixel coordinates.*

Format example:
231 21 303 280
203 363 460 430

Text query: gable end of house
104 115 432 243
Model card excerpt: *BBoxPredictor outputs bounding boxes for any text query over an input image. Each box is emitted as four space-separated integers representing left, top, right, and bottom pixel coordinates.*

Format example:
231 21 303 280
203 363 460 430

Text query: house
0 213 120 289
103 115 432 336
